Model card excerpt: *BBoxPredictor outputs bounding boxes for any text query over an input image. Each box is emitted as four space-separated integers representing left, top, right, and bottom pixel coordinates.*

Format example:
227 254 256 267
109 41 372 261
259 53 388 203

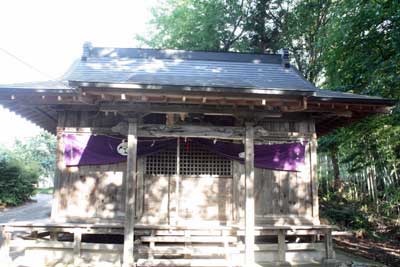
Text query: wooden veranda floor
1 221 338 267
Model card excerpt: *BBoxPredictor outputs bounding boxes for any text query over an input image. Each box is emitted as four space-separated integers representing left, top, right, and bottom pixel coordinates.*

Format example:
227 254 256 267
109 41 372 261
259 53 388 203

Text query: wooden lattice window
144 140 232 176
145 147 177 175
180 141 232 176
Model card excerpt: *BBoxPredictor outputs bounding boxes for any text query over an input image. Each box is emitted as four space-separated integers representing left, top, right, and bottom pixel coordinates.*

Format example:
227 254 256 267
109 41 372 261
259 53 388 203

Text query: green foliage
12 131 56 183
0 157 39 206
0 131 55 206
318 0 400 226
281 0 332 83
322 0 400 98
138 0 292 53
320 195 370 231
137 0 249 51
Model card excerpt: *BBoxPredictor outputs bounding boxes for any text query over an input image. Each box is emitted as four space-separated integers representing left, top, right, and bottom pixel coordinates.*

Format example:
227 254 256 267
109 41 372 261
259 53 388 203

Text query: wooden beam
113 122 244 140
244 122 255 265
99 103 282 118
111 122 313 141
166 113 175 127
123 119 138 267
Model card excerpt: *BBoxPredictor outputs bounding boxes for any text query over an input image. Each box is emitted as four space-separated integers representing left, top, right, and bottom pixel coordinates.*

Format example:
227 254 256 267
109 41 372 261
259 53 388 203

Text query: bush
0 158 39 206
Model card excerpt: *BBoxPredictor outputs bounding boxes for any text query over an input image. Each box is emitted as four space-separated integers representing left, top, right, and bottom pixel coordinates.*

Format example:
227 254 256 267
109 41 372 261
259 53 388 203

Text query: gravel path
0 194 52 224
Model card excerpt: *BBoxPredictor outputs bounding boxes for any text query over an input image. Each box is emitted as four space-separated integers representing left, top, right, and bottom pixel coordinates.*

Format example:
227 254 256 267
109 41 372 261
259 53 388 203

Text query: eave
0 83 396 136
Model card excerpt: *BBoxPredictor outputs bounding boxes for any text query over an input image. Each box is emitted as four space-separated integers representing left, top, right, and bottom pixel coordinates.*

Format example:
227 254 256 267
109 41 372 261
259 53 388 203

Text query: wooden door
139 140 234 225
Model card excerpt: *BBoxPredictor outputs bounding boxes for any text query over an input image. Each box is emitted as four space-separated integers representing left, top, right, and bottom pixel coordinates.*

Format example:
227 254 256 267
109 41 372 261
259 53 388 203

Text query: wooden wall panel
140 175 170 224
178 176 233 222
57 163 126 222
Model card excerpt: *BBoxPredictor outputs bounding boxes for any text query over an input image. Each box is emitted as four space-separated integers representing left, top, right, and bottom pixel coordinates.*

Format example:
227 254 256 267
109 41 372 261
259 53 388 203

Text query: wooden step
136 259 234 267
138 245 241 256
153 230 233 236
141 236 237 243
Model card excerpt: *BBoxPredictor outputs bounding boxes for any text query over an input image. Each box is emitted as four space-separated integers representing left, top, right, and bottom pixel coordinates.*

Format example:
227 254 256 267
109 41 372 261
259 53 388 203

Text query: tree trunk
331 151 342 192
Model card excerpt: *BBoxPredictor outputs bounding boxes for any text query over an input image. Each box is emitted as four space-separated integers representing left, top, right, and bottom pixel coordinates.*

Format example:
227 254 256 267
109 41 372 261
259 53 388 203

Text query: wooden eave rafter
0 86 393 136
0 88 391 115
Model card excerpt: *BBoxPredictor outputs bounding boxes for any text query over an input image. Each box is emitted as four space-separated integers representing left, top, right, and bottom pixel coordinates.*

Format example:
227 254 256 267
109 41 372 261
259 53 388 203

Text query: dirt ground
0 194 52 224
334 236 400 267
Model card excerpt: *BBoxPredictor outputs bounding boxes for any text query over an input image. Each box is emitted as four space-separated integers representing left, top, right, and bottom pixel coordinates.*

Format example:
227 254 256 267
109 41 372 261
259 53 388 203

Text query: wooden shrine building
0 44 395 267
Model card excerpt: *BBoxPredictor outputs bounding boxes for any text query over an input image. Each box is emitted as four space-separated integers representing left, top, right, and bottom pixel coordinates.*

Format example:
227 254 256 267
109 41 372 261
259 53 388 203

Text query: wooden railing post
322 228 338 267
244 122 255 266
277 229 290 266
73 228 82 266
123 118 138 267
324 229 334 259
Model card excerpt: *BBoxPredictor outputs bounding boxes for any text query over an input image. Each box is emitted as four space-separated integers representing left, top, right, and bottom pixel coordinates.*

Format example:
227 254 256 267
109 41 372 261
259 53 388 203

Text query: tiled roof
66 47 317 93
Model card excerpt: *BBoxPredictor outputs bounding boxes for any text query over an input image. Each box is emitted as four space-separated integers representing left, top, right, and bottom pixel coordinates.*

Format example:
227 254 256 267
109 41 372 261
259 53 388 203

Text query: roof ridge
82 45 283 64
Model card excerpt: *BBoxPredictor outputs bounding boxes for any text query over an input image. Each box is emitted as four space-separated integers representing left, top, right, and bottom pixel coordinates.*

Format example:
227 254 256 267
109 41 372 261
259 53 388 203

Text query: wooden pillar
0 227 11 266
310 135 320 225
123 119 138 267
51 126 65 221
136 157 145 220
175 137 180 225
244 122 255 266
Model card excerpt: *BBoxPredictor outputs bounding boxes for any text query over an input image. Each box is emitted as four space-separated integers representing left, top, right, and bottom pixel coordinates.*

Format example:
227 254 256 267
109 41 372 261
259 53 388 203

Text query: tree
138 0 297 53
281 0 333 84
138 0 251 51
322 0 400 98
0 154 39 206
12 131 56 185
318 0 400 218
241 0 289 53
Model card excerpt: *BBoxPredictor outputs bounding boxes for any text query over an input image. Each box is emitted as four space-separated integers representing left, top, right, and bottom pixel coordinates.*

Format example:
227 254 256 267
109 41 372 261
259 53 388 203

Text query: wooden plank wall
245 120 315 225
56 163 126 221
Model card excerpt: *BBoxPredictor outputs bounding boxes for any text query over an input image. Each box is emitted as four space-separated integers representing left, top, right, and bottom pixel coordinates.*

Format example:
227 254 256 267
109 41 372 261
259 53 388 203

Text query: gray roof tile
67 53 317 92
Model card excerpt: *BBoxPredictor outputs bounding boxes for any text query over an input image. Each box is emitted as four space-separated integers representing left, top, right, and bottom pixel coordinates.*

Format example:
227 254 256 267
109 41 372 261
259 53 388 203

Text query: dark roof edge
69 81 315 96
309 95 397 106
0 87 76 95
86 46 283 64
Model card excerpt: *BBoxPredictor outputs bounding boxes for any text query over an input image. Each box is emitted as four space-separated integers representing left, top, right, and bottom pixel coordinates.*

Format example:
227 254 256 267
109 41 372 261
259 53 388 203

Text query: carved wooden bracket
111 122 313 141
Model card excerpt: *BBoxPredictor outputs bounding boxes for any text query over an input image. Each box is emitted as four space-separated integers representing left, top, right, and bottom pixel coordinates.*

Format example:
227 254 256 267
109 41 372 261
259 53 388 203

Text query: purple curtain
63 134 176 166
63 134 305 171
192 139 305 171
